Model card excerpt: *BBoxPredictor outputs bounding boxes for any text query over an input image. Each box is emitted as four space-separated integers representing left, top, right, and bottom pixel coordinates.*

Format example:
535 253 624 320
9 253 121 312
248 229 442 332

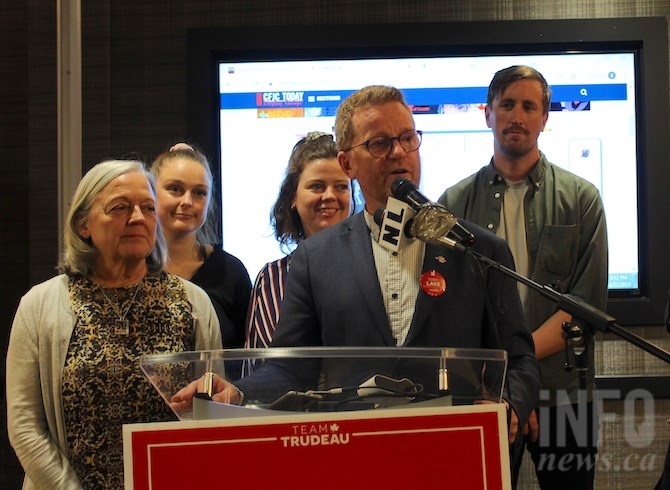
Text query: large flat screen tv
187 17 669 327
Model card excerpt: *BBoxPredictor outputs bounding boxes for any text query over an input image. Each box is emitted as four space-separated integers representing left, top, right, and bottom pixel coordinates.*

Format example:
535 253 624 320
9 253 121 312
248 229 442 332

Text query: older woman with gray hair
6 159 222 489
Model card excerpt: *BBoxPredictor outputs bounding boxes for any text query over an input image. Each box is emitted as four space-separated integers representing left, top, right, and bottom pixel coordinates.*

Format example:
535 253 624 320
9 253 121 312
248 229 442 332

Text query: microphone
373 200 463 251
391 178 475 251
373 197 415 252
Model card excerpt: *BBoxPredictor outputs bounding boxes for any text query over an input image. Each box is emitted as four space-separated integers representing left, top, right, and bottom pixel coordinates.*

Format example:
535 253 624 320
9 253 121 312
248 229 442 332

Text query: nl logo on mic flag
377 196 415 253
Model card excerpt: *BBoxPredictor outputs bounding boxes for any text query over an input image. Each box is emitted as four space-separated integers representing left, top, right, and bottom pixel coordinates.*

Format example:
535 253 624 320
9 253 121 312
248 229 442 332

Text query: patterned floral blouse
62 272 197 489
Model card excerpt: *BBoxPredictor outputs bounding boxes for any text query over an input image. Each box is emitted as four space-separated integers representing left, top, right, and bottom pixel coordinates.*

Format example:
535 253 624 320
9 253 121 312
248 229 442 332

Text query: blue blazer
242 212 539 424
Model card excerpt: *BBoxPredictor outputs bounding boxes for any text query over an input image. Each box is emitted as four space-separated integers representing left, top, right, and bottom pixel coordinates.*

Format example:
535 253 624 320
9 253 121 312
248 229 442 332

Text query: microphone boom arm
465 247 670 365
388 177 669 363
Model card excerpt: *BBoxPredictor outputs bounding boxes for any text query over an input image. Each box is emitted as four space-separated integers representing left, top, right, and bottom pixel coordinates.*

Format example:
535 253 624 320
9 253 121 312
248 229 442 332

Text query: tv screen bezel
187 17 670 327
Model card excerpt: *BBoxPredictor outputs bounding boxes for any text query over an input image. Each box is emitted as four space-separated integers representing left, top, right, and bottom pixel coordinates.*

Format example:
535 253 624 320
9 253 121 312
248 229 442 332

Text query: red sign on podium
124 404 511 489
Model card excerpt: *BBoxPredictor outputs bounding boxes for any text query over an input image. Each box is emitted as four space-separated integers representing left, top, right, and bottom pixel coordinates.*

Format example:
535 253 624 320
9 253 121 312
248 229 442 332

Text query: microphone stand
464 247 670 377
398 195 670 370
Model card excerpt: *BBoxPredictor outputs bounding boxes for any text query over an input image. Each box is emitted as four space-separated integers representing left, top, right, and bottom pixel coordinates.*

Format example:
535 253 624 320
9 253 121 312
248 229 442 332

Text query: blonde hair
334 85 411 151
150 145 219 245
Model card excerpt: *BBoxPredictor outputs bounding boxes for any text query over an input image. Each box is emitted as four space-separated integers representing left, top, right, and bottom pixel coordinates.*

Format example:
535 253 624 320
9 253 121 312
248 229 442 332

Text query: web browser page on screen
218 54 638 291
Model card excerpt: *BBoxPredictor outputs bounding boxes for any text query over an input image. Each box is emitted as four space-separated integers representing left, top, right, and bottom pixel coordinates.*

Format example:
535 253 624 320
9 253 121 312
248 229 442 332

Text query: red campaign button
420 270 447 297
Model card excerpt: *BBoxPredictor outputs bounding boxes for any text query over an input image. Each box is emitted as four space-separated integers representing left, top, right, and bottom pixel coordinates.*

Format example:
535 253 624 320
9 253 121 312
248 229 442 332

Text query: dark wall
1 2 56 486
2 1 669 487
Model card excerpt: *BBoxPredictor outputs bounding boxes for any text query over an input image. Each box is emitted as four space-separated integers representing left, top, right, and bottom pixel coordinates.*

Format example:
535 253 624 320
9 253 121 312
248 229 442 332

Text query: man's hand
476 399 519 444
170 373 242 413
507 404 520 444
522 408 539 442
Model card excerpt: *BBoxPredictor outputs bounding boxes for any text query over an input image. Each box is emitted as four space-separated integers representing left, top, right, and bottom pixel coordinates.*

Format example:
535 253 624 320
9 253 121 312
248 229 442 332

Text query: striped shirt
244 254 291 349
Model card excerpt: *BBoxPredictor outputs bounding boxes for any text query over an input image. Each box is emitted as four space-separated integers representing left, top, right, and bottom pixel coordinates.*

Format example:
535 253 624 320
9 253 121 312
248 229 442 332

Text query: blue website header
220 84 629 110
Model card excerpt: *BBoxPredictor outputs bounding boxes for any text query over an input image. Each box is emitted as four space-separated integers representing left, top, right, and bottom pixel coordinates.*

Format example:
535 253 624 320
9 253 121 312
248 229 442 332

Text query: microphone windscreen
391 178 416 202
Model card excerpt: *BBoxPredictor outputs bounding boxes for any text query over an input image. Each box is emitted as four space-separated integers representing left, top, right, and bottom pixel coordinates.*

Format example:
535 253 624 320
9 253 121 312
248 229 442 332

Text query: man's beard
501 129 533 158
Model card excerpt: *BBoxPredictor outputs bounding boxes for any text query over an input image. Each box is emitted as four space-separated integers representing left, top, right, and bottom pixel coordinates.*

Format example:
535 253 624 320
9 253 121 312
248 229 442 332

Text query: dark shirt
191 244 252 349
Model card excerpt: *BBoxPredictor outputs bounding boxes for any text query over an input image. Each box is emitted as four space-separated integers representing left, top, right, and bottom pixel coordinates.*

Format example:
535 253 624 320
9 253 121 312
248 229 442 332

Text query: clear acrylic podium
138 346 508 420
124 347 512 489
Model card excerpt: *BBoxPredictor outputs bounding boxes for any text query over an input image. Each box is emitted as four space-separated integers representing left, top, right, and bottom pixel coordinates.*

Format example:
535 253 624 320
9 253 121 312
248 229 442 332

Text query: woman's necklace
97 282 142 335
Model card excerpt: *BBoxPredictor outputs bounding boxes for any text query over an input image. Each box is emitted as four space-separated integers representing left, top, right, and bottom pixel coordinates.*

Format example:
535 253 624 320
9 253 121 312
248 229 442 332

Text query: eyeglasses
104 201 157 218
344 130 423 158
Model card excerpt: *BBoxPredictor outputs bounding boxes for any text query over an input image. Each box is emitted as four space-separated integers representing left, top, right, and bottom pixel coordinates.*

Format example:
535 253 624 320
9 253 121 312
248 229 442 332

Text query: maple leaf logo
330 423 339 432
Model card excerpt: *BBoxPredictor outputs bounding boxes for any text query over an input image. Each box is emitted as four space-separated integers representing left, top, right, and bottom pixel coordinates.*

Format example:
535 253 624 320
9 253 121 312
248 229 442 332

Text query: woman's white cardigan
6 274 222 489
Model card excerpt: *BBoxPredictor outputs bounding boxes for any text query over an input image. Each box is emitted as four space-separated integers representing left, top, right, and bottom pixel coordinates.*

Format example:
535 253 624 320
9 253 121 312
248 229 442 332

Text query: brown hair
272 132 342 250
487 65 552 114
